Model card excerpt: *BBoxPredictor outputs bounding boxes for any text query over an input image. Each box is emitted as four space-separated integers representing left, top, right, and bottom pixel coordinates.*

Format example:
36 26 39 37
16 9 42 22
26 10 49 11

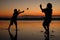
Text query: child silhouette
8 9 24 30
40 3 52 31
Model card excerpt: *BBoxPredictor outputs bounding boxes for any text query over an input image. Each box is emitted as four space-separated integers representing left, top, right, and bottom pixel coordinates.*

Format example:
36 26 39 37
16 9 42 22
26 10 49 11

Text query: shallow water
0 20 60 40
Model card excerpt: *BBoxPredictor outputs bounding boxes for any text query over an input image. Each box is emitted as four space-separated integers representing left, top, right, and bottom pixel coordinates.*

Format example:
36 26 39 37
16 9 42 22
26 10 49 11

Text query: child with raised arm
8 9 24 30
40 3 52 32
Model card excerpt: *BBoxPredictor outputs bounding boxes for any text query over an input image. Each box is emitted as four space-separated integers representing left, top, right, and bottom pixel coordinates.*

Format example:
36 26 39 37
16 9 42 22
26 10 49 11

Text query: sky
0 0 60 17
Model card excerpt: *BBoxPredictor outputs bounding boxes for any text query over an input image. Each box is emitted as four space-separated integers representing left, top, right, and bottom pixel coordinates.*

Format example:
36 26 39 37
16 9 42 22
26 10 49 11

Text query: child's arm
40 4 43 10
19 11 24 13
40 4 45 12
18 9 24 14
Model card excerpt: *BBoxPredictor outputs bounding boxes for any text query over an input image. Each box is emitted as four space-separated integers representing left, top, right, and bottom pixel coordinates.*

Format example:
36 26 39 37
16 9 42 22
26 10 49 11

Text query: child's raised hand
40 4 42 8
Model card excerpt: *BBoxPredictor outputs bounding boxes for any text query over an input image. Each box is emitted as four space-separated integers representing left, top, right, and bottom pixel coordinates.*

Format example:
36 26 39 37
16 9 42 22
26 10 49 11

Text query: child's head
47 3 52 9
14 9 17 12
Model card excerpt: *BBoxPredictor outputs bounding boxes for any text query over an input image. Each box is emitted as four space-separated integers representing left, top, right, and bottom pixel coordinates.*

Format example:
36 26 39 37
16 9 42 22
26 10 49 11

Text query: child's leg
47 24 49 32
14 21 17 30
43 22 47 31
43 25 47 31
8 21 13 30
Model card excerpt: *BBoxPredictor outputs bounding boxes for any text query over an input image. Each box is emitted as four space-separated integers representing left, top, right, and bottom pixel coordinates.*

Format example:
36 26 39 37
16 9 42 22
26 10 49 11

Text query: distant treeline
0 17 60 20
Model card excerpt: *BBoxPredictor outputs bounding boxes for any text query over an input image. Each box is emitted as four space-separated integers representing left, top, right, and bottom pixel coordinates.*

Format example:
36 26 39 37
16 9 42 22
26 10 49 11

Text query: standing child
8 9 24 30
40 3 52 32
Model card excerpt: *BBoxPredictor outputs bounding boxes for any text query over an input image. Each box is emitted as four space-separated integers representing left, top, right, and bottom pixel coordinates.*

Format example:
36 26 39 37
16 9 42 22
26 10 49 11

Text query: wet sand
0 20 60 40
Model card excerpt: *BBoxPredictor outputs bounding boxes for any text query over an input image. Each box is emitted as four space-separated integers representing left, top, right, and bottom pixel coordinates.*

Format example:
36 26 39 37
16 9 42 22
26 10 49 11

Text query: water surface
0 20 60 40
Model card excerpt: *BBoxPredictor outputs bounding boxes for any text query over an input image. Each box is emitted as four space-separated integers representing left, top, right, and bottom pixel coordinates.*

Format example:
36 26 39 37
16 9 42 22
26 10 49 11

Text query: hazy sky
0 0 60 17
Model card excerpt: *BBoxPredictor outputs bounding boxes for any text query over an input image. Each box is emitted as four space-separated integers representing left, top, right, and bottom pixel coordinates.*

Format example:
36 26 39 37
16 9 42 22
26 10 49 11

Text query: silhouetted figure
8 29 17 40
8 9 24 30
40 3 52 31
44 30 49 40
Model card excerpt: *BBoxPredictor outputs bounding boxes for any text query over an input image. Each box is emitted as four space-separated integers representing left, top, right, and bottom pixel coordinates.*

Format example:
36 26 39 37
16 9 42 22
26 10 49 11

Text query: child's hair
14 9 17 12
47 3 52 9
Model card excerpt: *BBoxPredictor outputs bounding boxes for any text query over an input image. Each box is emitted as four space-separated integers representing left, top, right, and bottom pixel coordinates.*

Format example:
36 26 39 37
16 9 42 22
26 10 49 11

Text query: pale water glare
0 20 60 40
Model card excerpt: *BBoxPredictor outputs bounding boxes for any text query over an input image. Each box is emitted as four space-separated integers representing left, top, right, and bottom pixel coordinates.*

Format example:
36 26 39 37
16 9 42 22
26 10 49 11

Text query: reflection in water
8 30 17 40
0 21 60 40
44 30 49 40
